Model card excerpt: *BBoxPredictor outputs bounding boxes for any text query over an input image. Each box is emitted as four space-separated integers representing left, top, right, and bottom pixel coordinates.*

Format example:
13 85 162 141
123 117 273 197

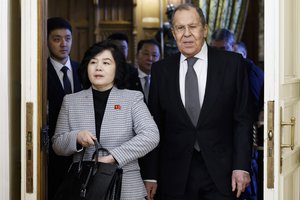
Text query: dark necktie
144 75 150 103
185 57 201 151
61 66 72 94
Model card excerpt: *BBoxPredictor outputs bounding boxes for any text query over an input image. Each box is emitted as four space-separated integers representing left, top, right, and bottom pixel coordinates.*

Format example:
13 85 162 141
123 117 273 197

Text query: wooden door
38 0 48 199
264 0 300 199
48 0 95 63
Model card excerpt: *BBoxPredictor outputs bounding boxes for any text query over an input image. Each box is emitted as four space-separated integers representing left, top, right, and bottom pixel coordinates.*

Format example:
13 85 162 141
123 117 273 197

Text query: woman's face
88 50 116 91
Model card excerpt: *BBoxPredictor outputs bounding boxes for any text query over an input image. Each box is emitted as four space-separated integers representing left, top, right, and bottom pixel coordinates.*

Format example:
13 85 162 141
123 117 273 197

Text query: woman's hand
77 130 97 147
98 155 116 164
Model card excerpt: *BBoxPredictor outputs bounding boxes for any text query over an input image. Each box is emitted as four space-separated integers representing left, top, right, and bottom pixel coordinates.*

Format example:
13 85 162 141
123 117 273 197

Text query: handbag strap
78 140 100 172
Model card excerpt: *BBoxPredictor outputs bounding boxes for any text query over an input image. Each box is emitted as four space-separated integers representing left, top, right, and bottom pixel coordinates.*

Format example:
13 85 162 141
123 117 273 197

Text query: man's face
48 29 72 64
172 8 207 58
111 40 128 59
137 43 160 74
211 40 234 51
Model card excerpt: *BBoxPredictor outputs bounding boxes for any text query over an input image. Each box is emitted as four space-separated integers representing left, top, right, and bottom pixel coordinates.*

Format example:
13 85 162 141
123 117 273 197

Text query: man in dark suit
127 39 161 102
144 4 253 200
47 17 82 199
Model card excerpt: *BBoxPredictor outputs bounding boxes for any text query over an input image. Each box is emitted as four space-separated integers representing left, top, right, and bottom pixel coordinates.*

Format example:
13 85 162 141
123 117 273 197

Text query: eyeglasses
173 24 202 33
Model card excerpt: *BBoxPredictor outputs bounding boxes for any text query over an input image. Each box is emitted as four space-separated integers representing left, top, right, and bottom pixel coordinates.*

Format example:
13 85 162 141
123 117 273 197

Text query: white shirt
137 67 150 92
179 42 208 108
50 57 74 92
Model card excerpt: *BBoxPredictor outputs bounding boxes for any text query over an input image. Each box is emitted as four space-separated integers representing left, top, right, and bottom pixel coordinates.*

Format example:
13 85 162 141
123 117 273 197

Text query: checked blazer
52 87 160 200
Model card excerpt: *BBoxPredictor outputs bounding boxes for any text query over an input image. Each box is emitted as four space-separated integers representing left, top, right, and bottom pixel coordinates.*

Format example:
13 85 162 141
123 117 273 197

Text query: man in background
47 17 82 199
127 39 161 103
107 32 136 86
211 29 264 122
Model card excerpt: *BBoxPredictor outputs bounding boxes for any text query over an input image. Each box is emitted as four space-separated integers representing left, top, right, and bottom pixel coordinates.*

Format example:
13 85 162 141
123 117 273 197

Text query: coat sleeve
109 92 160 167
52 95 81 156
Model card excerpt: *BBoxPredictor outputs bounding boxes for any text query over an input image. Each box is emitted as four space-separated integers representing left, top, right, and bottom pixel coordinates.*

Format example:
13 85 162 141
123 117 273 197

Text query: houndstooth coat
52 86 160 200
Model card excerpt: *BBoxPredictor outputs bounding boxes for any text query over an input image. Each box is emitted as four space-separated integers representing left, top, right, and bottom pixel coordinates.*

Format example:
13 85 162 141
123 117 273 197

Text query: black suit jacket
47 58 82 138
47 58 82 198
146 47 253 196
127 68 143 91
127 68 149 104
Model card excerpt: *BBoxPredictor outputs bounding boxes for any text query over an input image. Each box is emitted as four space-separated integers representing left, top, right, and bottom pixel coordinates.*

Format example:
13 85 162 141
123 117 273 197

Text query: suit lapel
71 60 82 92
166 54 193 124
47 58 65 97
197 47 224 126
100 87 119 137
82 88 96 134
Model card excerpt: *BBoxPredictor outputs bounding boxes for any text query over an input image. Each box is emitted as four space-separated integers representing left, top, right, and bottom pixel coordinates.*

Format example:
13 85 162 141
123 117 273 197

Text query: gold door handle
267 101 274 188
280 116 295 150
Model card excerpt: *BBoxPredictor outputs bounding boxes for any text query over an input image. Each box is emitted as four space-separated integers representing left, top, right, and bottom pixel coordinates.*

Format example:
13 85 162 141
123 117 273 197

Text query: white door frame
0 0 11 199
20 0 39 199
264 0 280 198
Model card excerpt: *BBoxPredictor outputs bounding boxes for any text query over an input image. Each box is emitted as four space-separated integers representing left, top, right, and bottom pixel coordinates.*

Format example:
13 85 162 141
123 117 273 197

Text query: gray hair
171 3 206 26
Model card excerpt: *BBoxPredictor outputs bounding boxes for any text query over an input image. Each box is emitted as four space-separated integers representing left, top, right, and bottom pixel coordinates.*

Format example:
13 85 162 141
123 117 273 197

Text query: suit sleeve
233 56 253 172
139 62 163 180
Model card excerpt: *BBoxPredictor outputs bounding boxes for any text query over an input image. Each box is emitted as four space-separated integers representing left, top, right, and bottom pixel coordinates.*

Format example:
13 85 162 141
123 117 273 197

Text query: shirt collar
180 42 208 63
50 56 72 72
137 67 150 79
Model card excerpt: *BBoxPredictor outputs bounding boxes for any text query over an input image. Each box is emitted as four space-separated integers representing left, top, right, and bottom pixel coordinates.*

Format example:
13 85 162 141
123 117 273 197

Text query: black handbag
53 141 123 200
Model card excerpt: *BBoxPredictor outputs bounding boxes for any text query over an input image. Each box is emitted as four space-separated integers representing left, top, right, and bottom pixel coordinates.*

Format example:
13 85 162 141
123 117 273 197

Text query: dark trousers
48 148 72 200
159 150 236 200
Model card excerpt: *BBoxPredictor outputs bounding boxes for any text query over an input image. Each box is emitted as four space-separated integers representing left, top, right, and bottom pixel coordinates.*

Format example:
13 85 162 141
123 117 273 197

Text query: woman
52 40 160 200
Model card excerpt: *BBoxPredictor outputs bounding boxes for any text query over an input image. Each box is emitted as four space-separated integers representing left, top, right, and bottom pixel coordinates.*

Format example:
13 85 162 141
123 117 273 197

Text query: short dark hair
211 28 235 46
78 40 127 89
137 39 161 54
47 17 72 38
107 33 129 44
172 3 206 26
235 41 247 53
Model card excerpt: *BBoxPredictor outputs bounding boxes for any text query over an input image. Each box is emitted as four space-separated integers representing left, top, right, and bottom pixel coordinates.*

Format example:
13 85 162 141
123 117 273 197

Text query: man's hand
144 181 157 200
231 170 251 198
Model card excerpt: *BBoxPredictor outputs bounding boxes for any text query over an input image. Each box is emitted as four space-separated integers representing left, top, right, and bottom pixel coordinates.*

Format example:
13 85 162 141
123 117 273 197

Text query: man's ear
171 28 176 41
203 24 208 38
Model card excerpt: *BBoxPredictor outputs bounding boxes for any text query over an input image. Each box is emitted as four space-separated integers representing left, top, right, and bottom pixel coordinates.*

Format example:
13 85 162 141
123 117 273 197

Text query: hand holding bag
53 141 123 200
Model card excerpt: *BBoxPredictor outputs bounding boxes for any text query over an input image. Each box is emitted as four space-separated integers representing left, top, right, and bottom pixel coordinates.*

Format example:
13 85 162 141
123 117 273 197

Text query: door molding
20 0 39 199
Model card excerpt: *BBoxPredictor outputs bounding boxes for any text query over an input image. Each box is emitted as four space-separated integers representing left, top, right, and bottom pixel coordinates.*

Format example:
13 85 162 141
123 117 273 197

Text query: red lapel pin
114 105 121 110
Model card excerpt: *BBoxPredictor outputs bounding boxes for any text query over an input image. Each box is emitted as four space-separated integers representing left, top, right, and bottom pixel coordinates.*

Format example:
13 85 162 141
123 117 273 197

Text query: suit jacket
127 68 147 102
52 87 160 199
127 68 142 91
47 58 82 198
244 58 264 120
147 46 253 196
47 58 82 138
